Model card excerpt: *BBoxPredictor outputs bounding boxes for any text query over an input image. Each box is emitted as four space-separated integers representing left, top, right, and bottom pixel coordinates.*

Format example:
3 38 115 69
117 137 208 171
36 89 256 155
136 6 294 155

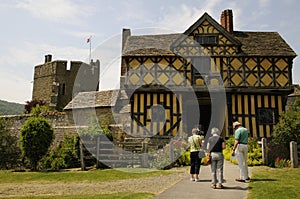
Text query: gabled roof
122 12 296 57
64 90 118 110
171 12 241 48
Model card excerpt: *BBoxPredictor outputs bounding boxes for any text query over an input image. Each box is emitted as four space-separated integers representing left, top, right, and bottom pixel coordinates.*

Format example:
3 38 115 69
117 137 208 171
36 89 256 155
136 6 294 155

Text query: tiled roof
64 90 118 110
123 32 296 57
234 31 296 56
123 34 180 56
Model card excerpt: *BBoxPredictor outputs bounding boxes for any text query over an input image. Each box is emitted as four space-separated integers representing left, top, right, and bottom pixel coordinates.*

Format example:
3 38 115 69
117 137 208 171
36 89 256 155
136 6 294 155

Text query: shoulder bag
192 137 205 159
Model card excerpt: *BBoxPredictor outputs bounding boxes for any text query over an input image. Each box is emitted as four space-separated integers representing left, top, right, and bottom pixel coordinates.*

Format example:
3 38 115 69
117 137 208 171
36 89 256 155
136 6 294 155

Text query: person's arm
199 136 203 147
222 141 226 150
207 142 210 152
231 140 239 156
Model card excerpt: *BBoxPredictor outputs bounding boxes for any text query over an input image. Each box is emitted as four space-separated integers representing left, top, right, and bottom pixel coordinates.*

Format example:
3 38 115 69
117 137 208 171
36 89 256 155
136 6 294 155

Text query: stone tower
32 54 100 110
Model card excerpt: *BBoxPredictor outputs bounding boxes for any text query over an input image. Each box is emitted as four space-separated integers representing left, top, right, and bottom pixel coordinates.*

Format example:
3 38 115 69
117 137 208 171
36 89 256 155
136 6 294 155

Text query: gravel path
0 167 188 198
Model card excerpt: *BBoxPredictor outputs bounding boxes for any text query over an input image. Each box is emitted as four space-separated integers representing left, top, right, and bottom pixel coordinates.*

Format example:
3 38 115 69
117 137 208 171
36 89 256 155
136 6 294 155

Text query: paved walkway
155 161 252 199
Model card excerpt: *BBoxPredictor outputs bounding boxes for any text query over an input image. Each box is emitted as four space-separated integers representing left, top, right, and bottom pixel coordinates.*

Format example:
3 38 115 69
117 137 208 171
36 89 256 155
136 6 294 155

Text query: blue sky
0 0 299 104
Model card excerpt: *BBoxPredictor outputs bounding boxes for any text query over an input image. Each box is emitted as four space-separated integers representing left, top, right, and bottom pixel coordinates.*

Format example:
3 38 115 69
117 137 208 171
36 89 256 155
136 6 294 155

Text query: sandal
210 184 216 189
217 184 224 189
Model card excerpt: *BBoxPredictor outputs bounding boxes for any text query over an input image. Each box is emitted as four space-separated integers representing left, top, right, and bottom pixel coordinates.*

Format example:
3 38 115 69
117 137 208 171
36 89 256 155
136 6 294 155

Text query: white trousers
236 144 249 180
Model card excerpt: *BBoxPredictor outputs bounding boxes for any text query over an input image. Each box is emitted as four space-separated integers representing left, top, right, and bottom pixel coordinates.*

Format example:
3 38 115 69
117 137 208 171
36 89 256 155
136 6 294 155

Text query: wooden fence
79 135 173 170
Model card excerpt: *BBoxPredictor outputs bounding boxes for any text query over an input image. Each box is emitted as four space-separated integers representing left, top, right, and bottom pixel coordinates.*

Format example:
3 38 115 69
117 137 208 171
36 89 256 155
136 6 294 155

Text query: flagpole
89 36 92 63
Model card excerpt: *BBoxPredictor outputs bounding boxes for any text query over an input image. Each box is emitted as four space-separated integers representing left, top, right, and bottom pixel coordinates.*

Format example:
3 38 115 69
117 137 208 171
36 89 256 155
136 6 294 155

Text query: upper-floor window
195 35 218 45
192 57 211 74
61 83 66 95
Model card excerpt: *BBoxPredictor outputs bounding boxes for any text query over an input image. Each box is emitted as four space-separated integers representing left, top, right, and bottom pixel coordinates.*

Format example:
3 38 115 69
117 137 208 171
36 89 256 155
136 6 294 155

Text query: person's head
192 128 198 135
211 127 221 135
233 121 241 130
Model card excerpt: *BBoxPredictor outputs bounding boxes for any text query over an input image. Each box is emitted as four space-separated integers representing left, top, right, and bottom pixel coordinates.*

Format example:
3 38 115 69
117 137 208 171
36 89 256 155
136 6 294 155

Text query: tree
20 117 54 170
24 99 46 114
273 98 300 146
0 117 21 169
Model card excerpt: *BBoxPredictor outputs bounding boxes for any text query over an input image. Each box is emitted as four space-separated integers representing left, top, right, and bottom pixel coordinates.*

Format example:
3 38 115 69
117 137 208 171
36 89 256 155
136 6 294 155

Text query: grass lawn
0 168 169 183
248 166 300 199
0 168 174 199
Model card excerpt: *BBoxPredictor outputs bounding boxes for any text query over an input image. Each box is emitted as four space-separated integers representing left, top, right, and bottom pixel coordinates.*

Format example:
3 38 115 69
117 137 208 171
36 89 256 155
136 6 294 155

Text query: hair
192 128 198 134
211 127 221 135
233 121 241 129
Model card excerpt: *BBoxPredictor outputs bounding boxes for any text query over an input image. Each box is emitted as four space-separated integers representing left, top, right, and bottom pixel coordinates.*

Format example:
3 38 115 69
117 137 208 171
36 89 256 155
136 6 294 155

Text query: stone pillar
290 141 298 168
261 138 268 165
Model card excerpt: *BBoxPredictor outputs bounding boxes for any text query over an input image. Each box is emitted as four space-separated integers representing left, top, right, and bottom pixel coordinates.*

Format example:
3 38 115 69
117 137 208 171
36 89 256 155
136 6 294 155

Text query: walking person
207 127 226 189
231 121 250 182
188 128 203 182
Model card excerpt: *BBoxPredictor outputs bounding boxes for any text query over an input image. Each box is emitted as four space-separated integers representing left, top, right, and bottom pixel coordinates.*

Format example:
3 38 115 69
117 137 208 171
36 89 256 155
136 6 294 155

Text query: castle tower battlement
32 54 100 111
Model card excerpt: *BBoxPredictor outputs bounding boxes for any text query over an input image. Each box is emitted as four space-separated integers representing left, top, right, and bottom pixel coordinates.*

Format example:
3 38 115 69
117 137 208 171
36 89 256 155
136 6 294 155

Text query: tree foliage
273 98 300 145
24 99 46 114
39 135 80 170
0 117 21 169
20 117 54 170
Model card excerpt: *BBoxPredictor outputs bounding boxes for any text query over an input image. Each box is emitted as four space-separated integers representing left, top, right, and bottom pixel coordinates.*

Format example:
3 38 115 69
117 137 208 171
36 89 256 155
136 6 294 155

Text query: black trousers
190 151 201 174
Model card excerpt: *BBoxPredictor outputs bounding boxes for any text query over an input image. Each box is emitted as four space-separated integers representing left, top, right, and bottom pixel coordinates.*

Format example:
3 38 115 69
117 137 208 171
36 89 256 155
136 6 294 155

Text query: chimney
122 28 131 51
45 54 52 63
220 9 233 32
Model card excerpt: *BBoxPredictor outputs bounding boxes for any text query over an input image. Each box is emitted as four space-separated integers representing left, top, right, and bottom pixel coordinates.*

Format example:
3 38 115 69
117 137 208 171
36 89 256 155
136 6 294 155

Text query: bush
224 136 263 166
274 157 291 168
78 122 113 142
20 117 54 170
39 135 80 170
24 99 46 114
149 139 189 169
266 139 290 167
0 118 22 169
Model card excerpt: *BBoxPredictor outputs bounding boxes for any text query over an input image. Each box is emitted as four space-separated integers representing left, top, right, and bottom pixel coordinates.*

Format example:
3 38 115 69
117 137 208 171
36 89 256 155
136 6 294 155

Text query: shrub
24 99 46 114
78 121 113 142
266 139 290 167
20 117 54 170
149 138 189 169
0 118 21 169
39 135 80 170
274 157 291 168
272 98 300 147
224 136 262 166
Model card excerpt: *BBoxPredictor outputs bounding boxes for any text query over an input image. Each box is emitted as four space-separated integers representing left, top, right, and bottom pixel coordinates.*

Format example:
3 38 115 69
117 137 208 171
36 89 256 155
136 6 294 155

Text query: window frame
195 34 218 46
257 108 278 125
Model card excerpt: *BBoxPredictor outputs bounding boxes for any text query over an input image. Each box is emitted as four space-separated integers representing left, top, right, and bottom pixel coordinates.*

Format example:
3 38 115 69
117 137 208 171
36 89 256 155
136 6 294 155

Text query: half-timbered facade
120 10 297 138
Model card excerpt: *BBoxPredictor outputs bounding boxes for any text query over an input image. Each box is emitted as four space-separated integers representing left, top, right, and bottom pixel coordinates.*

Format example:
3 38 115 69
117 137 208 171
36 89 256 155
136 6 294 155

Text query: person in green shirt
188 128 203 182
231 121 250 182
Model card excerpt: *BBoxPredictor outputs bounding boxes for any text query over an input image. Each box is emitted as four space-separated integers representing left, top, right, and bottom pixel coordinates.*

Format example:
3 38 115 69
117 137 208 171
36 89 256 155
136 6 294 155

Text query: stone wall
2 106 117 146
2 113 77 147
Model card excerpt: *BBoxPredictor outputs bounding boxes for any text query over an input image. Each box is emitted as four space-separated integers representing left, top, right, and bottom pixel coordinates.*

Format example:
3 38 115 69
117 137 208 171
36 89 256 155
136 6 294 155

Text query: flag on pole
87 36 92 62
87 36 91 43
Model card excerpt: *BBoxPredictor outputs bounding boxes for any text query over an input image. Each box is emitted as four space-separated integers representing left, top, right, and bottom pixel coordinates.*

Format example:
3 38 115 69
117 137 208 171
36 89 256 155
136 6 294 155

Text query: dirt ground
0 167 188 198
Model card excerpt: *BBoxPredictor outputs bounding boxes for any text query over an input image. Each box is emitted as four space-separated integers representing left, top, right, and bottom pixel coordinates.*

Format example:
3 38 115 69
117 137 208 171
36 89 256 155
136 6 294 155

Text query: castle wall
32 55 100 111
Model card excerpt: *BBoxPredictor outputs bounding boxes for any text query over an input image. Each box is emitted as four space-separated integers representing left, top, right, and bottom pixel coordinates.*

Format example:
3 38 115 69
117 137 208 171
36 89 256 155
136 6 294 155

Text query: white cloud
16 0 94 25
